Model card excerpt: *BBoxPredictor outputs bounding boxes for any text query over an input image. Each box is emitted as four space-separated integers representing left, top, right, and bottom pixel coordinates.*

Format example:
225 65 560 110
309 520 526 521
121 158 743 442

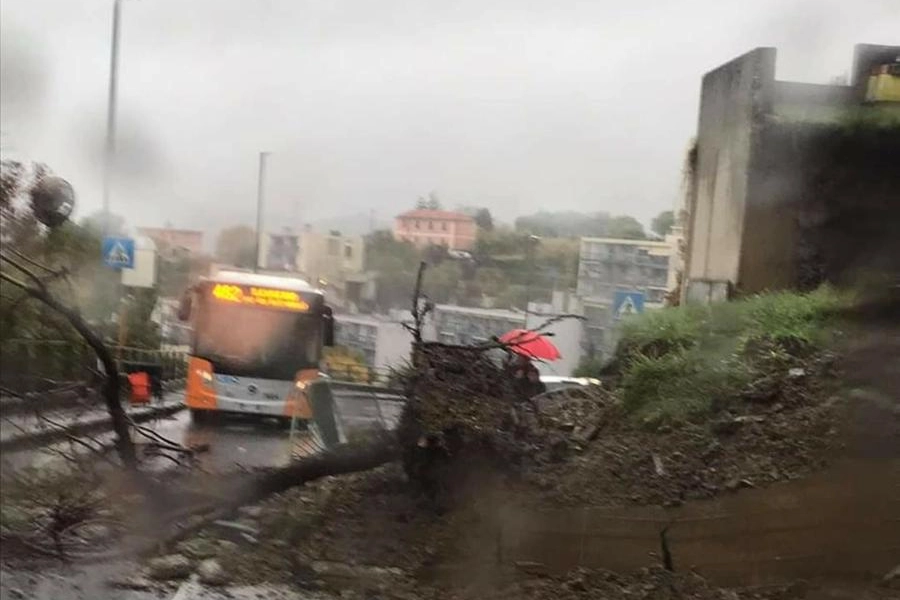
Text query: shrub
622 350 750 422
616 304 704 365
573 355 606 378
738 286 845 355
615 286 848 423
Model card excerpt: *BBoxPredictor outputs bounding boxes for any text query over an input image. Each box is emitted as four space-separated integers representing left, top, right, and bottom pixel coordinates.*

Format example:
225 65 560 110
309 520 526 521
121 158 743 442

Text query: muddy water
500 458 900 586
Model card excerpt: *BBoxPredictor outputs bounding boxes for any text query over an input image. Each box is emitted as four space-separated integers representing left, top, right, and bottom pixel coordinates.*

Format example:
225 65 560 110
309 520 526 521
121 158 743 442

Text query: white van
540 376 601 393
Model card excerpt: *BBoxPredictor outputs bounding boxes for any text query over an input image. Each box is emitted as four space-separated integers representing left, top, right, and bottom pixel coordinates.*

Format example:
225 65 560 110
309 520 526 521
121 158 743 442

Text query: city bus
177 270 334 423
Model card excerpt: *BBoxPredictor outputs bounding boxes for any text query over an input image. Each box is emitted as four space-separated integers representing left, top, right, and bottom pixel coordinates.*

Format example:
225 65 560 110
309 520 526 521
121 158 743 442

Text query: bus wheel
281 417 308 430
189 409 210 424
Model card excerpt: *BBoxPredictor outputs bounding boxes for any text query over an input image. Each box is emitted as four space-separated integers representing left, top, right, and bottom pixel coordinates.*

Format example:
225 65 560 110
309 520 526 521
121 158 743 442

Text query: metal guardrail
307 380 406 448
321 364 398 385
115 346 187 382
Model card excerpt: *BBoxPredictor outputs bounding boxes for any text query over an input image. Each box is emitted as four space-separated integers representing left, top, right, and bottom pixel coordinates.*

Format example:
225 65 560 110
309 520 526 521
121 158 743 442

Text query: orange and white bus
177 270 334 423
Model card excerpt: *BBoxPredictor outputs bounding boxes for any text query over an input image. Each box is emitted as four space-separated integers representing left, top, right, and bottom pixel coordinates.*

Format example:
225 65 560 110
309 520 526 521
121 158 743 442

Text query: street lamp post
254 151 271 273
524 234 541 322
102 0 123 234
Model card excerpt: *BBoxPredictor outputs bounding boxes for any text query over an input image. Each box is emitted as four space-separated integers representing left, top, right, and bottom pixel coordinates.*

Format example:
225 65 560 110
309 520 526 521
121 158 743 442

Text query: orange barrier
128 371 151 404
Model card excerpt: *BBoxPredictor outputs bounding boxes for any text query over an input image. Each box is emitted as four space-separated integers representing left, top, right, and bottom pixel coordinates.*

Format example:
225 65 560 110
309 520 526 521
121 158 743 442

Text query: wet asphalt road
0 564 333 600
0 394 320 473
0 391 404 600
149 408 325 472
146 388 403 472
2 388 404 474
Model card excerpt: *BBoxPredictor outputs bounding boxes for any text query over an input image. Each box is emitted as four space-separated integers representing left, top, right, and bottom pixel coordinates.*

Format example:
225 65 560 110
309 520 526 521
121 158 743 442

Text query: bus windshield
193 300 322 380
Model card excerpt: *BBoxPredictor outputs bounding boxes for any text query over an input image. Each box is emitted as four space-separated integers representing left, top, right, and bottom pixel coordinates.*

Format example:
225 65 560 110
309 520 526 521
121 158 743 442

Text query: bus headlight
196 369 213 385
294 380 307 391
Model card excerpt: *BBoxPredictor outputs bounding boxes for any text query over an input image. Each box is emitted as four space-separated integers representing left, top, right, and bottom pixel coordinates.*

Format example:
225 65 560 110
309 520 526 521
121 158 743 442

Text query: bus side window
177 290 193 322
323 306 335 347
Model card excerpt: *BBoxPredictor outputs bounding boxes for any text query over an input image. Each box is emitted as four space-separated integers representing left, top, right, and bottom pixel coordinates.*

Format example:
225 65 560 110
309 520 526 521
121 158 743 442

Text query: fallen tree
140 433 400 555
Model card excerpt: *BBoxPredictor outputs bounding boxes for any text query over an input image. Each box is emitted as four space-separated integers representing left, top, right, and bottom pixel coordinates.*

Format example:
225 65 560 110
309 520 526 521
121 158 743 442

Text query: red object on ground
499 329 561 361
128 371 151 404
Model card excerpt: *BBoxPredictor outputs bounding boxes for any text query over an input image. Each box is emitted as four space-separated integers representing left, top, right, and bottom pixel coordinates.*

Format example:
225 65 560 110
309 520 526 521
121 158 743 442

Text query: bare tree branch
0 271 137 469
1 251 47 293
5 246 61 276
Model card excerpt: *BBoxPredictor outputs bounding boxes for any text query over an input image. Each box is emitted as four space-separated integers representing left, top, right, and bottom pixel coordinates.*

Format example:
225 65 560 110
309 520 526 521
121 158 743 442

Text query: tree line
363 207 675 312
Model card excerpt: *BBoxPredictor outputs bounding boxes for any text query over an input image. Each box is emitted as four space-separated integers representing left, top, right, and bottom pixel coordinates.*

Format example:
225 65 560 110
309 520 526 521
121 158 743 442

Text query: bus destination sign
211 284 310 312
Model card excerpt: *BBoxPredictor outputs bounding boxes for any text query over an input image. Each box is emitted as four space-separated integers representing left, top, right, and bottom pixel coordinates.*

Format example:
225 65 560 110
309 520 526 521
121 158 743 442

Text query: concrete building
424 296 585 376
425 304 526 346
393 209 477 250
576 237 675 358
298 229 365 287
263 229 300 272
523 292 585 378
333 313 413 375
260 228 365 302
682 44 900 304
137 228 204 257
152 297 191 349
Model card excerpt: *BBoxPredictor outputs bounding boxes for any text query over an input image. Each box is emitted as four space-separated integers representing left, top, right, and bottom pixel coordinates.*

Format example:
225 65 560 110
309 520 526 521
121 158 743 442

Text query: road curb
0 402 185 453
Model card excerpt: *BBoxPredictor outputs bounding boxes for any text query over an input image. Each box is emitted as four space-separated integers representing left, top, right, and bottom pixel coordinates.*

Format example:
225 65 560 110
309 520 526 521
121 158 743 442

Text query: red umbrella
499 329 561 361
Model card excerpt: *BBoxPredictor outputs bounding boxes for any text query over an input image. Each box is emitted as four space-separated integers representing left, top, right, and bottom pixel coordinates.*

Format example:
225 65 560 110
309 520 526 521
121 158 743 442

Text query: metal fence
0 339 187 393
306 379 406 448
0 339 94 392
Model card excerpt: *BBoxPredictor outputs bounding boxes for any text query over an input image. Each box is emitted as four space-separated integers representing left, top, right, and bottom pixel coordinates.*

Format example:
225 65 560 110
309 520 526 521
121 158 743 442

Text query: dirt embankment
195 315 897 598
203 464 895 600
523 352 845 507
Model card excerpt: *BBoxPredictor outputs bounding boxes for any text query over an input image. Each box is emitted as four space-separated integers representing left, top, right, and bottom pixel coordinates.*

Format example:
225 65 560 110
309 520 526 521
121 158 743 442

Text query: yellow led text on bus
211 284 310 312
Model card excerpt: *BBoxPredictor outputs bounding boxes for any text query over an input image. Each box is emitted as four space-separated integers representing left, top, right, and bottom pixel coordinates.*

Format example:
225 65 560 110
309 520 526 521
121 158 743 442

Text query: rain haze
1 0 897 236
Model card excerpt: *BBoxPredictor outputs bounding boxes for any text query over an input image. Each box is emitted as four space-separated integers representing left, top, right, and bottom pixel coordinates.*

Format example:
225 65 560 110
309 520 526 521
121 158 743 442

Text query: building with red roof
392 209 477 250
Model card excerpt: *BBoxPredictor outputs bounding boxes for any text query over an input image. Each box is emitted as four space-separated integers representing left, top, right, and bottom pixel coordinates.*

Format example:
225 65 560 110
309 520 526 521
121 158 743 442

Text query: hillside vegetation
614 286 848 424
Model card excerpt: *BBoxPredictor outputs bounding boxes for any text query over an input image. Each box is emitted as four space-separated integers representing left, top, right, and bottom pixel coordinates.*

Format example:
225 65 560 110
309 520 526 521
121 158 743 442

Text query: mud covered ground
198 465 895 600
523 352 846 507
190 320 898 599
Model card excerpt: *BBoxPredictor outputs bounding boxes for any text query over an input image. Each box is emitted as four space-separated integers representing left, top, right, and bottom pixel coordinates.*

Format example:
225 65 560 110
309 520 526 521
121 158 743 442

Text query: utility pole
524 235 541 323
254 151 270 273
102 0 123 234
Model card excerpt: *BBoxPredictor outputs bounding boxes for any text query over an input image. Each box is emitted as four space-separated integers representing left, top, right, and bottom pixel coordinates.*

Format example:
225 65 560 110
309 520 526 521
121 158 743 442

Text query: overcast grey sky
1 0 897 235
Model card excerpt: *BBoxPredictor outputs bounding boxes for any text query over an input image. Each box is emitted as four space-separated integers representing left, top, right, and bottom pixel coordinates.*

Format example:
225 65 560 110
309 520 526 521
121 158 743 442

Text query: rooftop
396 209 474 221
138 227 204 236
581 237 672 247
335 312 408 326
434 304 527 321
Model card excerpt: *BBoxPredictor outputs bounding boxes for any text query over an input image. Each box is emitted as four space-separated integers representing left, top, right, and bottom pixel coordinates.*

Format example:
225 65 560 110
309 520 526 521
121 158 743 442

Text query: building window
344 244 353 259
327 239 339 256
441 221 448 231
415 220 421 230
428 220 434 230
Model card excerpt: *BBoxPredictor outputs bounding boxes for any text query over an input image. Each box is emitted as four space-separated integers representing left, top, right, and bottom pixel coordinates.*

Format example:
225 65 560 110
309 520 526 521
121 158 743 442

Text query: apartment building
333 312 413 375
425 304 526 346
260 228 365 302
576 237 675 358
137 227 204 258
393 209 477 250
424 296 585 376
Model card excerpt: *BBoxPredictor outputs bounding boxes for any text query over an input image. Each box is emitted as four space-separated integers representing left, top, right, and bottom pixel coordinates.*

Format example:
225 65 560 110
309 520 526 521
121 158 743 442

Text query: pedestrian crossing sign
613 290 645 320
102 236 135 269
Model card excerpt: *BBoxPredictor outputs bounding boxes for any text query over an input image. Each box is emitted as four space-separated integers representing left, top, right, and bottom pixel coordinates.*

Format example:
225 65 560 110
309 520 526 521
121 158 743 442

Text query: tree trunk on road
152 434 400 553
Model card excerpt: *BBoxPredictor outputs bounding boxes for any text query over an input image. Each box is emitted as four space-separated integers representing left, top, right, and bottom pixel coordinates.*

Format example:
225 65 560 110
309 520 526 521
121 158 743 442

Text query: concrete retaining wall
498 459 900 586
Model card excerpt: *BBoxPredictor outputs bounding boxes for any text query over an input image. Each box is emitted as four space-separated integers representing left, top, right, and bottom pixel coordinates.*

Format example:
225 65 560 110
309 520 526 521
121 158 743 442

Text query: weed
617 304 704 363
622 351 750 422
615 286 848 423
